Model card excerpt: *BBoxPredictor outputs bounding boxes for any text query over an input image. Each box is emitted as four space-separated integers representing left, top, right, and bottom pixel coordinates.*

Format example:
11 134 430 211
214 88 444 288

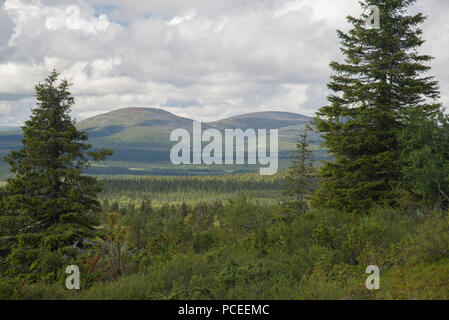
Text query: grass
376 259 449 300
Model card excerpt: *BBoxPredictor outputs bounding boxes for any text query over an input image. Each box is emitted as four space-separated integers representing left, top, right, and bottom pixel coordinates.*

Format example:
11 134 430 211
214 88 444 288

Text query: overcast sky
0 0 448 125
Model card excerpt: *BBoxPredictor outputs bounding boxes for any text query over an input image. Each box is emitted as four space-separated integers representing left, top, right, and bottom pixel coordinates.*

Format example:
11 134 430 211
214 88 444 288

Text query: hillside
78 107 201 141
209 111 311 130
0 107 323 177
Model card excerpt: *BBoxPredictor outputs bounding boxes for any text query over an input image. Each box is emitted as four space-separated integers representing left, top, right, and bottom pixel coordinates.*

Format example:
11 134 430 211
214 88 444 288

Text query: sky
0 0 448 125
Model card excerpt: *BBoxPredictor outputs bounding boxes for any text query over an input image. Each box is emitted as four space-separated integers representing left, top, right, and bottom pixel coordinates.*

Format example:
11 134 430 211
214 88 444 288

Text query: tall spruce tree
0 70 112 279
312 0 441 212
283 125 316 214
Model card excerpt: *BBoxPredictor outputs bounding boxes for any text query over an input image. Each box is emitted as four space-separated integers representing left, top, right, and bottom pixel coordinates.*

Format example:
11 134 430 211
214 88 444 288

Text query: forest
98 174 285 206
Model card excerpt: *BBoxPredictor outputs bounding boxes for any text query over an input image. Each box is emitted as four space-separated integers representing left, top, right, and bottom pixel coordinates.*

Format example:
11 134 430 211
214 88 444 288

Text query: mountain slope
78 108 195 150
78 107 195 132
209 111 312 130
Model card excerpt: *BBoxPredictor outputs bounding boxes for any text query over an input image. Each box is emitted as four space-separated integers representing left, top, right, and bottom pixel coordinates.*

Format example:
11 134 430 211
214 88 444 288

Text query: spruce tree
399 107 449 210
283 125 316 214
312 0 441 212
0 70 113 280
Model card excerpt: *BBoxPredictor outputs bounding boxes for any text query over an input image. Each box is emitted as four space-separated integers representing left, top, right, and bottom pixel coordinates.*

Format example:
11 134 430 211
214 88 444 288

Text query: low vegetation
1 196 448 300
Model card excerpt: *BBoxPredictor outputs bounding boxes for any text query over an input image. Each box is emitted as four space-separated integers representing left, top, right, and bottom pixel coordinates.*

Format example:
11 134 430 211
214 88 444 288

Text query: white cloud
264 84 309 112
0 0 448 126
5 0 119 41
167 9 197 26
0 62 47 94
0 102 12 113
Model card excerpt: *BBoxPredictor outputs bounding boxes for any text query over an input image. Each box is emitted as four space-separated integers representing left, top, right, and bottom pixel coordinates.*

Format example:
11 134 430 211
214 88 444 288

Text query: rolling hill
208 111 311 130
0 107 325 177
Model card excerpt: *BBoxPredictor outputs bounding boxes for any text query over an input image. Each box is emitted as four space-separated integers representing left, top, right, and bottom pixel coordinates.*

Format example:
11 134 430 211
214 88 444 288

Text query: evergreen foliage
283 125 316 214
399 107 449 210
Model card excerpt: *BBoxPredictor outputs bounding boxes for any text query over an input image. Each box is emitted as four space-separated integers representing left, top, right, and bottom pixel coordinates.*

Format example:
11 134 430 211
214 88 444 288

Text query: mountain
78 107 195 132
0 107 323 176
77 108 200 152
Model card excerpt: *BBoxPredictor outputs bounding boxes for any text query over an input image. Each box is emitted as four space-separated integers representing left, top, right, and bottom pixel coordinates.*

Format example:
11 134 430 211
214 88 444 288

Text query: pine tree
312 0 441 212
0 70 113 280
283 125 316 214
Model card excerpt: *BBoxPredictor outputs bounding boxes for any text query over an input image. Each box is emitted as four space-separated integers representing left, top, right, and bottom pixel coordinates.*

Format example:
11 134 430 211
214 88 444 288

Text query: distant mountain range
0 107 326 176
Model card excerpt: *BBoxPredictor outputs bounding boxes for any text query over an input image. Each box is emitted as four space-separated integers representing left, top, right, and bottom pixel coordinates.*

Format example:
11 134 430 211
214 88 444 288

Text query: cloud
0 98 35 126
0 0 448 126
0 102 12 114
167 9 197 26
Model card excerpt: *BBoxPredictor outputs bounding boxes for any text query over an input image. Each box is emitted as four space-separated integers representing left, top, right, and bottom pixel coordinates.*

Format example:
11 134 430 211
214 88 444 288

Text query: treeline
96 173 287 206
100 173 285 199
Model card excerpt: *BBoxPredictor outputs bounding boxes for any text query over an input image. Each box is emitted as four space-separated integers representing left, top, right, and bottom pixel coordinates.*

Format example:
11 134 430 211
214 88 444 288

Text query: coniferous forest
0 0 448 301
